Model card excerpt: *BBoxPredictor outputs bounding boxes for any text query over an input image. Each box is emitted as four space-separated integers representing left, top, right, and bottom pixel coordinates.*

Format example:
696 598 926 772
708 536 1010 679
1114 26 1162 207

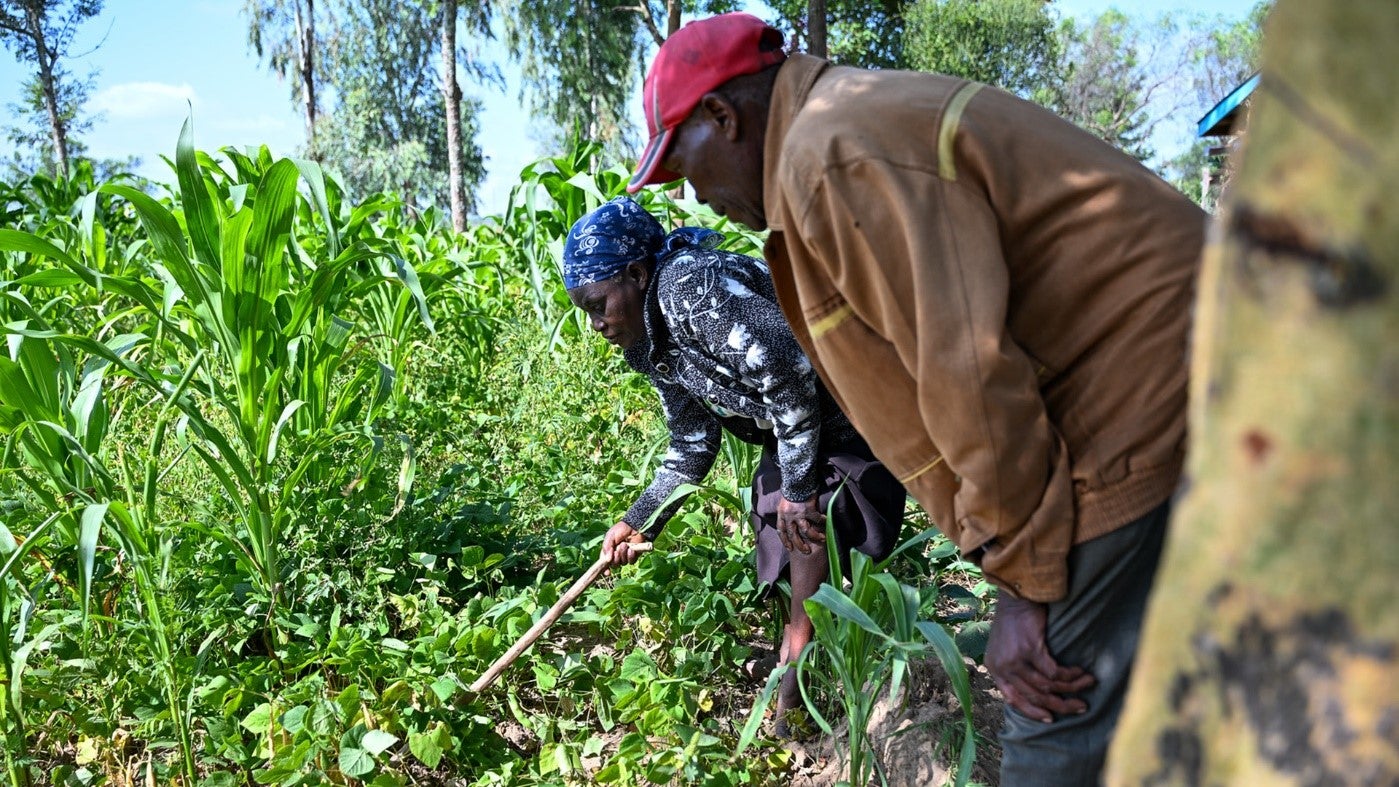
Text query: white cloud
91 82 198 120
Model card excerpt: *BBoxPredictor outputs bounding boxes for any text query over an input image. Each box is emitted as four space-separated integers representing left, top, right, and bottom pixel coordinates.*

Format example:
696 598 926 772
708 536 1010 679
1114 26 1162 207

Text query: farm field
0 131 994 786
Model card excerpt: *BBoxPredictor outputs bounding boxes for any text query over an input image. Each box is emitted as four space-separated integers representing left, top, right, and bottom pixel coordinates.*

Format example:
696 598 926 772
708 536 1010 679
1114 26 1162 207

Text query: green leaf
619 648 657 682
361 729 398 756
281 705 309 734
176 115 222 268
429 676 456 703
955 620 992 661
240 702 274 733
408 724 447 768
807 585 889 639
339 747 375 779
335 684 362 725
77 503 107 625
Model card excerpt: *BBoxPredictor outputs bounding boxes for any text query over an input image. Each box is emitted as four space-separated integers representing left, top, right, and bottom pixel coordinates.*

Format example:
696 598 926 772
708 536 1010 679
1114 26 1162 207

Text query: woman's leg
777 543 829 727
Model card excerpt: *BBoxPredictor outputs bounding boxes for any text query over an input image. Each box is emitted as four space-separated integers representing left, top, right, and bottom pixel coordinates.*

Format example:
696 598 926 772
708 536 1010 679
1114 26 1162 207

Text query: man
625 12 1206 785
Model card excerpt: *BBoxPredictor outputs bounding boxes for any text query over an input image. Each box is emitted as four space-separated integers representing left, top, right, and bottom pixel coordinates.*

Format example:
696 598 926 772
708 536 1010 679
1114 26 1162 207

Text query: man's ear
699 93 741 141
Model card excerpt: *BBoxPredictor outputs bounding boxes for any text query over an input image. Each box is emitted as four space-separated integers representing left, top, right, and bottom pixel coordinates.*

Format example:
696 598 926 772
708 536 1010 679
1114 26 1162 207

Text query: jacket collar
762 54 830 233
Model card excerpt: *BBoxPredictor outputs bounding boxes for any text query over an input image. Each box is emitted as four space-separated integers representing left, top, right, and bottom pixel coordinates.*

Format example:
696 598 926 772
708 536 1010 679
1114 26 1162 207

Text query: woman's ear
625 260 651 289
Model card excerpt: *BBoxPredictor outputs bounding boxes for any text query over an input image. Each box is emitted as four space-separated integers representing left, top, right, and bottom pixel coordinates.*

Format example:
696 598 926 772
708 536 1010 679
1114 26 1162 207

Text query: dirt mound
787 657 1004 787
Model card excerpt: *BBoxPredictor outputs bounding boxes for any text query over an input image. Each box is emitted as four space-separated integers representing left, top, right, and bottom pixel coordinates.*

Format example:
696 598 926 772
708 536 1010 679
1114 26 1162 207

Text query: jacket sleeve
671 267 823 502
623 373 721 538
788 158 1076 602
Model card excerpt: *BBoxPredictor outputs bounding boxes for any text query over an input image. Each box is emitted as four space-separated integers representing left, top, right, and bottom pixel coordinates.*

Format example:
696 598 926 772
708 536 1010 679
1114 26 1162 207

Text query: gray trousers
998 500 1172 787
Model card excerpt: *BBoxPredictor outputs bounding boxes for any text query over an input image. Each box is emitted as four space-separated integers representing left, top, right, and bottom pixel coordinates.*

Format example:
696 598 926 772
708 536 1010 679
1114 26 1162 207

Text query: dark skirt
749 435 907 585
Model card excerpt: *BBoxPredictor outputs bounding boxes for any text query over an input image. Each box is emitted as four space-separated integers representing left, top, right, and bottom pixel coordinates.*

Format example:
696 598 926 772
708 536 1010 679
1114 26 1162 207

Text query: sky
1 0 1260 217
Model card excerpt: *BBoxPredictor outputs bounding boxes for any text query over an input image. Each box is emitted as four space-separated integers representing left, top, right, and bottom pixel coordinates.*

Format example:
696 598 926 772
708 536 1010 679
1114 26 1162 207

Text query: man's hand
601 521 648 569
777 496 826 555
985 594 1095 723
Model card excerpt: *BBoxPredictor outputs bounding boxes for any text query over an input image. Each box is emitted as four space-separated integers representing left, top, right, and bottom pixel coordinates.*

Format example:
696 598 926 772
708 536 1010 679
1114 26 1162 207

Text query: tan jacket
761 55 1206 602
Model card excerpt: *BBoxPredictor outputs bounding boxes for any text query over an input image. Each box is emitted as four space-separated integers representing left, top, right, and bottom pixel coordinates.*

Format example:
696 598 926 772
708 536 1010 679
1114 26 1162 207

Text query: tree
1158 2 1271 210
1188 1 1270 114
1107 1 1398 783
439 0 496 227
766 0 907 69
903 0 1059 100
242 0 332 155
442 0 464 230
0 0 102 178
317 0 486 210
1047 9 1196 161
501 0 639 155
500 0 733 157
807 0 827 59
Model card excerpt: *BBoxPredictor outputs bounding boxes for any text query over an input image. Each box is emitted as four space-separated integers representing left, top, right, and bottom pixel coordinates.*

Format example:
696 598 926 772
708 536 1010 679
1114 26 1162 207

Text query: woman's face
567 262 649 349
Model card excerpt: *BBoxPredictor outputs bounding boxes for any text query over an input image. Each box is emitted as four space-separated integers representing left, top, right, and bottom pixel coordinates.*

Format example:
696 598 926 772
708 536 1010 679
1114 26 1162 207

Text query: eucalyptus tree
1047 9 1207 163
318 0 487 212
242 0 334 155
0 0 103 178
903 0 1059 100
500 0 736 157
1164 1 1271 207
766 0 907 69
440 0 494 229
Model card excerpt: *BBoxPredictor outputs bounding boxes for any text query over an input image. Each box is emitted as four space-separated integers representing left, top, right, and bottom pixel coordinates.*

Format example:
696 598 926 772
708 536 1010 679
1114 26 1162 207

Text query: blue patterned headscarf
562 196 721 289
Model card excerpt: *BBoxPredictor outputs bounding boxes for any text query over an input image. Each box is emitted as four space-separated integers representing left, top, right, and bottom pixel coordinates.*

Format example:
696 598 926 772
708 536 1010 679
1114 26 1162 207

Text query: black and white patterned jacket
622 246 859 536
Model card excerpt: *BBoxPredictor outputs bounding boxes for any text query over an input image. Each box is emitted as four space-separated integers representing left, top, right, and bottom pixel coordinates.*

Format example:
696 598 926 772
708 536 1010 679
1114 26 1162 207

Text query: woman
563 196 905 731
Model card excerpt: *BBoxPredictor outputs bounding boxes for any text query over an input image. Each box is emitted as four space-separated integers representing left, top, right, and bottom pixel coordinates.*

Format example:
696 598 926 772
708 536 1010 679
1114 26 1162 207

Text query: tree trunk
666 0 680 37
24 2 68 178
808 0 827 59
1107 2 1398 785
441 0 466 231
295 0 318 156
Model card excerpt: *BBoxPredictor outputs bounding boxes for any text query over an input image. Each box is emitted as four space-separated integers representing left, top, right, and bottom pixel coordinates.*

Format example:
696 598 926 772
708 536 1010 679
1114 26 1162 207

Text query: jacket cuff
978 541 1069 603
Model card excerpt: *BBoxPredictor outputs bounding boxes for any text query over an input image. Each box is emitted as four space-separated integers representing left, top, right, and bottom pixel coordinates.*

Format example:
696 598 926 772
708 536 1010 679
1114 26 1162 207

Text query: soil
781 656 1004 787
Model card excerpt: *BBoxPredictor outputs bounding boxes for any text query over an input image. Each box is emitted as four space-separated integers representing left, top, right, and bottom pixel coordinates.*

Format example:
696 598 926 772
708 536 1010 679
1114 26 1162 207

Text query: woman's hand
600 521 648 569
777 497 826 555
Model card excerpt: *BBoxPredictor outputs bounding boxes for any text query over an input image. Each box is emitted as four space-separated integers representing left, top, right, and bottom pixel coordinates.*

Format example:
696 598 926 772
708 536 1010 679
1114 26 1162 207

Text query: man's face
661 99 766 231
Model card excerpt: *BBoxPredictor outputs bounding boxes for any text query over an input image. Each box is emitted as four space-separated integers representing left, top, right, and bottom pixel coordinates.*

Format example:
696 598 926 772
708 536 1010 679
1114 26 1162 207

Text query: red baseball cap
627 13 786 193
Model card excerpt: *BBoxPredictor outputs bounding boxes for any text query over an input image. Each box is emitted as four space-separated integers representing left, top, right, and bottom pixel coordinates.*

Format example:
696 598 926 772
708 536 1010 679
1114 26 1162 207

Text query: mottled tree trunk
808 0 827 59
1107 2 1398 785
441 0 466 231
295 0 318 155
23 2 68 178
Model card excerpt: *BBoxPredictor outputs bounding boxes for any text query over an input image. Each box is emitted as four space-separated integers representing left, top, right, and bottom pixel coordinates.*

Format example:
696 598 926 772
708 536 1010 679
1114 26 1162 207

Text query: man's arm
786 157 1085 720
794 158 1076 601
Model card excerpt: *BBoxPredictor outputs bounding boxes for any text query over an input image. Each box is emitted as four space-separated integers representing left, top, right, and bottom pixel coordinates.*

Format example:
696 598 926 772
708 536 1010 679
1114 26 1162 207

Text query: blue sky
1 0 1259 216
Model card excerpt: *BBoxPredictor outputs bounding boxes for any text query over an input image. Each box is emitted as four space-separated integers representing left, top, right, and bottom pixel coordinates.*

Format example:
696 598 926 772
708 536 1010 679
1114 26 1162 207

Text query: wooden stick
469 542 653 693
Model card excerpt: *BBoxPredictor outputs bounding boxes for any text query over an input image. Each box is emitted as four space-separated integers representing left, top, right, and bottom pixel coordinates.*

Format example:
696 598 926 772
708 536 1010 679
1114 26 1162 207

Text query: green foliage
767 0 909 70
0 128 987 785
1046 9 1158 161
904 0 1060 100
316 0 487 211
500 0 737 157
789 525 978 787
0 0 105 179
